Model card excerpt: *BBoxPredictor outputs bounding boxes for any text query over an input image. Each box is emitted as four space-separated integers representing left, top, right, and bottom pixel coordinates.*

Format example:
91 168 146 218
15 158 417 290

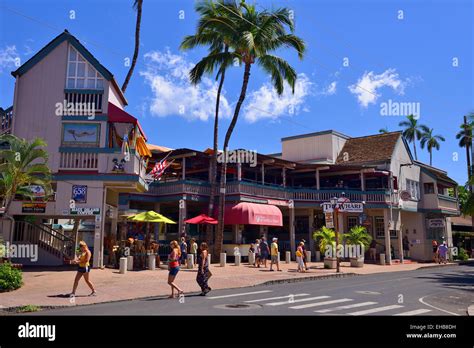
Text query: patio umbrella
128 211 176 224
184 214 218 225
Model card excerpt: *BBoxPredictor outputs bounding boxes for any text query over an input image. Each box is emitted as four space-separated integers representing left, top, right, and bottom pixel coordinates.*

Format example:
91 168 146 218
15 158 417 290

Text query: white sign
70 207 101 215
340 202 364 213
322 203 333 213
428 219 445 228
324 212 334 228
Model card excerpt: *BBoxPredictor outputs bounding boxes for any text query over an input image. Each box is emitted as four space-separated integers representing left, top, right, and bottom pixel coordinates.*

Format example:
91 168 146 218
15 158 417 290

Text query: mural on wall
62 123 100 146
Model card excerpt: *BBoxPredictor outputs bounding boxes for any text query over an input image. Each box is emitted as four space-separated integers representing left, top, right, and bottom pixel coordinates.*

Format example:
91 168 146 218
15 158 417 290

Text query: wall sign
428 219 445 228
72 185 87 203
70 207 100 215
22 203 46 213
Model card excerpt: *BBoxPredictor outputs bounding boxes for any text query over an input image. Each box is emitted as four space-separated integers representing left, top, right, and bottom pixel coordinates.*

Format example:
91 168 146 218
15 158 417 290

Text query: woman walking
254 239 261 267
179 237 188 267
167 240 184 298
296 242 306 273
196 242 212 295
69 241 96 297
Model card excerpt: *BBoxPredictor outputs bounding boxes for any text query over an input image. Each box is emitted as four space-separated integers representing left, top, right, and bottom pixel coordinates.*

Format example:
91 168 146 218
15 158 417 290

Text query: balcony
437 194 459 213
1 106 13 135
64 89 103 114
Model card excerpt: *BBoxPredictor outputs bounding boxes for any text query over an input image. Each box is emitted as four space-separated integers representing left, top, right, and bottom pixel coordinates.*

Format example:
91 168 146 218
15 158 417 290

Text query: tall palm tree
121 0 143 93
379 127 389 134
399 115 425 160
213 3 306 256
455 116 473 180
181 0 240 247
419 126 445 166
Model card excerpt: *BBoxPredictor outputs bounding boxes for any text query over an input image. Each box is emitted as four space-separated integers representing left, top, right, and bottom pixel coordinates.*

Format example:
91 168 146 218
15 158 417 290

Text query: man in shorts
270 237 281 271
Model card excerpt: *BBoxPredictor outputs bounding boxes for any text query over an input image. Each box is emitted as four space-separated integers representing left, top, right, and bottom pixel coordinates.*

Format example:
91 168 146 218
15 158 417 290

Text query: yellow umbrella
128 211 176 224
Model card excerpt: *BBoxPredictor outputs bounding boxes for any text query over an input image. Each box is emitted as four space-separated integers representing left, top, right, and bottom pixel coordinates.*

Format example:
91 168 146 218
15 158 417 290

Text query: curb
415 263 459 271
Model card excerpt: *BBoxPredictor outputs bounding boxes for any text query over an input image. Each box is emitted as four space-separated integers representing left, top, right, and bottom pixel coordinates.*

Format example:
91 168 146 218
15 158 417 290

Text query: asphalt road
33 264 473 316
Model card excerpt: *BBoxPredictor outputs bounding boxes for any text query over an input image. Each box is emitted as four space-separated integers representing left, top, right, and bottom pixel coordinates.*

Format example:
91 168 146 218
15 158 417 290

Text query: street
31 264 473 316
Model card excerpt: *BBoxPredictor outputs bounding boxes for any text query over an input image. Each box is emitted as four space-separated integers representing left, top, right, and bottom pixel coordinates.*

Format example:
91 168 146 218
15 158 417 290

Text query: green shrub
0 262 23 292
455 247 469 261
18 305 40 313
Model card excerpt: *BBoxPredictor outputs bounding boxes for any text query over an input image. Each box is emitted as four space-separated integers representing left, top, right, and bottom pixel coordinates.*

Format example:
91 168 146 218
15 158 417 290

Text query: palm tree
214 3 306 256
455 116 473 179
379 127 389 134
343 225 372 251
181 0 241 247
419 126 445 166
121 0 143 93
398 114 425 160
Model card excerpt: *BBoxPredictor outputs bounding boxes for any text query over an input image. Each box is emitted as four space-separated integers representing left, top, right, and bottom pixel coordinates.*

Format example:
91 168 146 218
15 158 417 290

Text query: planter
324 257 337 269
350 257 364 268
315 251 321 262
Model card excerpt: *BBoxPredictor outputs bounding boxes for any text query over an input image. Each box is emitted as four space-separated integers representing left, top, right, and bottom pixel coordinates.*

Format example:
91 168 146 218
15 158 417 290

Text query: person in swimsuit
167 240 184 299
70 241 96 297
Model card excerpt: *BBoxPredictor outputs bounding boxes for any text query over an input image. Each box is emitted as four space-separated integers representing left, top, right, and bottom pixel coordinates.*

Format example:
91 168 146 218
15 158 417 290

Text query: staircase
12 221 76 266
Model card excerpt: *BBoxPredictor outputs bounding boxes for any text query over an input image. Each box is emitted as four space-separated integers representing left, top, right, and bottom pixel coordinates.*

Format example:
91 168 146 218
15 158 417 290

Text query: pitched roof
335 131 402 165
415 161 458 185
11 30 127 106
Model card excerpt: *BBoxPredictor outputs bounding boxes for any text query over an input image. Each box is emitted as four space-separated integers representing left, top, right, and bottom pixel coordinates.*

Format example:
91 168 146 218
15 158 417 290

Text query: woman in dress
167 240 184 298
196 242 212 295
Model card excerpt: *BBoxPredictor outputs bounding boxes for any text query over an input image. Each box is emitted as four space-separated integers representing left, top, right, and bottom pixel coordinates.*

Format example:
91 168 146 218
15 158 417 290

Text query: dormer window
66 45 104 89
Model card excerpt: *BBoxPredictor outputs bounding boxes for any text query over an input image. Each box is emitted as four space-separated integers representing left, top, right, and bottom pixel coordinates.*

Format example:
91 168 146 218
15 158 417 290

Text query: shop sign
70 207 100 215
72 185 87 203
22 202 46 213
267 199 288 206
324 212 334 228
25 185 46 199
428 219 445 228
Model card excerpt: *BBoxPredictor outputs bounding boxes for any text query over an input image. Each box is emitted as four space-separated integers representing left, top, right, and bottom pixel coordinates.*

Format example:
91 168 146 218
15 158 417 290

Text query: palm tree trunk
215 63 252 258
121 0 143 93
429 150 432 166
206 46 229 248
413 141 417 160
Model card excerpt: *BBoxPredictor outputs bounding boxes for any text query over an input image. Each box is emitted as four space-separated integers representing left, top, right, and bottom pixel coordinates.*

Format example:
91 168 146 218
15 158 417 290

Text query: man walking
259 237 270 268
270 237 281 271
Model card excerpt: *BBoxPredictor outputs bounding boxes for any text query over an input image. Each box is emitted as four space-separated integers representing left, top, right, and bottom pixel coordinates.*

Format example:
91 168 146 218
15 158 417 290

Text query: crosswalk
208 290 434 316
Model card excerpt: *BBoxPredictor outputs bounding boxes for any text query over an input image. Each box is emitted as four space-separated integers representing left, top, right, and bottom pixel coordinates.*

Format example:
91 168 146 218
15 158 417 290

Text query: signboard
70 207 100 215
22 202 46 213
267 199 289 207
428 219 445 228
72 185 87 203
321 203 333 213
25 185 46 199
324 212 334 228
400 190 412 201
322 201 363 213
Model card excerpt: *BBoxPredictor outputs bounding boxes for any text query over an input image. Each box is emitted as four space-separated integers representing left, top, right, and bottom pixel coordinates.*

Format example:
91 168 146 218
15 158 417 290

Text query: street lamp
330 195 342 273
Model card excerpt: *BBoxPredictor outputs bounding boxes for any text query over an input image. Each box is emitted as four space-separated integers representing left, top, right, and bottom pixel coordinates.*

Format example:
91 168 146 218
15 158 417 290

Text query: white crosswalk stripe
207 290 272 299
244 293 310 303
315 301 378 313
290 298 353 310
348 304 404 316
394 309 432 316
265 295 330 306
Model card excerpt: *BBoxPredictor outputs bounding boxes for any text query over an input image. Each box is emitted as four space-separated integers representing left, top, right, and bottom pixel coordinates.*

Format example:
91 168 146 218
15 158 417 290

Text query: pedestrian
300 239 309 270
196 242 212 295
402 236 410 258
259 237 270 268
179 237 188 267
254 239 261 267
296 242 306 273
167 240 184 298
369 239 377 261
69 241 96 297
438 241 448 264
432 240 439 263
269 237 281 271
190 238 198 265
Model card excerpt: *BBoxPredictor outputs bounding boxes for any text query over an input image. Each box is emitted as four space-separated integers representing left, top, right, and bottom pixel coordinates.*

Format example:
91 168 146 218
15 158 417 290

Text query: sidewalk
0 261 456 311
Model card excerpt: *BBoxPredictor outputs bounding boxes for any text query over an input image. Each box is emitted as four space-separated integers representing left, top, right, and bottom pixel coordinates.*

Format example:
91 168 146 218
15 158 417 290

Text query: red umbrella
184 214 218 225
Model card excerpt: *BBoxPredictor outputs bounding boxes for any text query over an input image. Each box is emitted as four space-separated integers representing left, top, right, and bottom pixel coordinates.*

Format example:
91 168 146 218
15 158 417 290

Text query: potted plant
343 225 372 267
313 226 337 269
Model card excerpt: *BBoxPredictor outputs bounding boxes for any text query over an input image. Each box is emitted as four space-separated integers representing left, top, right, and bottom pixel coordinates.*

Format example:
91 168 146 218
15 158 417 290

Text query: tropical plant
398 114 425 160
455 117 473 179
214 2 306 256
419 126 445 166
0 134 52 213
313 226 336 258
455 247 469 261
379 127 389 134
343 225 372 252
121 0 143 93
0 262 23 292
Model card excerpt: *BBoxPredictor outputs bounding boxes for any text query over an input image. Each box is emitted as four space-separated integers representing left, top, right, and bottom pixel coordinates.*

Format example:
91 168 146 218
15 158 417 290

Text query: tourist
402 236 410 258
432 240 439 263
296 242 305 273
269 237 281 271
167 240 184 299
69 241 96 297
369 239 377 261
259 237 270 268
190 238 198 265
438 241 448 264
300 239 309 270
180 237 188 267
196 242 212 295
254 239 261 267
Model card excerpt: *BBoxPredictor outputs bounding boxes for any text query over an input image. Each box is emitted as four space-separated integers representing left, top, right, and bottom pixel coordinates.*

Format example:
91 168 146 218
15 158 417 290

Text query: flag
150 159 169 179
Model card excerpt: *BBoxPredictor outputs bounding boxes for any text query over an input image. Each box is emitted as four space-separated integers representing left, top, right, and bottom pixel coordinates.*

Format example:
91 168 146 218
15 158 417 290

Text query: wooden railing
64 91 103 114
148 180 211 196
437 194 459 211
59 152 98 170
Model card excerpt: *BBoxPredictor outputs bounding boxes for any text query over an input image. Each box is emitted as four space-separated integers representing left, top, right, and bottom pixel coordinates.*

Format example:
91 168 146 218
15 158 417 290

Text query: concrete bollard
119 257 127 274
148 254 156 270
305 251 311 263
207 254 211 266
127 255 134 271
187 254 194 269
277 252 280 264
248 251 255 265
220 252 226 267
285 251 291 263
315 251 321 262
380 253 386 266
235 254 241 266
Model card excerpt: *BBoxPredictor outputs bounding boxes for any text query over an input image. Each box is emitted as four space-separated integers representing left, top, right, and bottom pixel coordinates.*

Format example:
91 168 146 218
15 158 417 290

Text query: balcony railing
59 152 99 170
148 180 211 196
437 194 459 211
64 90 103 114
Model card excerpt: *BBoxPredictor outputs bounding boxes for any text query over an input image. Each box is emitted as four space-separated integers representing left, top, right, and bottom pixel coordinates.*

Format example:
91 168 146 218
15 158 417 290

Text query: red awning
108 102 147 141
185 214 218 225
224 202 283 226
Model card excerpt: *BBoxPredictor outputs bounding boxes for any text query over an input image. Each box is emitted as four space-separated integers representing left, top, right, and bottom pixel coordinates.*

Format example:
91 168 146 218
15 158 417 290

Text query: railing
59 152 99 170
227 180 288 199
64 91 103 114
437 194 459 211
1 107 13 134
13 221 76 260
148 180 211 196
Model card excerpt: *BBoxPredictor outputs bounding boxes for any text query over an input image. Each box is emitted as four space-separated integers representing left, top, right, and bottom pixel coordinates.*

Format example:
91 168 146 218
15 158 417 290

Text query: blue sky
0 0 472 184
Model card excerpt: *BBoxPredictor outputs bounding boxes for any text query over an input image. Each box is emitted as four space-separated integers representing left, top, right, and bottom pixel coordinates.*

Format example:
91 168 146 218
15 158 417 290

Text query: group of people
432 239 449 264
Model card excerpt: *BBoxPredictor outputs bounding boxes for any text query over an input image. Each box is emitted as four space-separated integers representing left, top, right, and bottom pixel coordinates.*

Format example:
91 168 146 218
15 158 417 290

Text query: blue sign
72 185 87 203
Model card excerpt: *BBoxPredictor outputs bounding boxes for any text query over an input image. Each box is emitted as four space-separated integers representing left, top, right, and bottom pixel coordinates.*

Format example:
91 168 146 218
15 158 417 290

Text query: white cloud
140 48 231 121
0 46 19 72
323 81 337 95
243 73 312 123
348 69 406 108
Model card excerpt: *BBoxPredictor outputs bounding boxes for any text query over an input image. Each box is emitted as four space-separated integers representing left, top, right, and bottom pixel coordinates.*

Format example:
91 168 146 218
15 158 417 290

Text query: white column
289 202 295 259
316 169 320 190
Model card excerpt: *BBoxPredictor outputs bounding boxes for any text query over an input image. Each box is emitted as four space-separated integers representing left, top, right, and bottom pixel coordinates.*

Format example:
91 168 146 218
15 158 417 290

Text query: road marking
394 309 432 316
418 296 460 316
265 296 330 306
348 304 404 316
207 290 272 299
290 298 353 310
244 293 310 303
315 301 378 313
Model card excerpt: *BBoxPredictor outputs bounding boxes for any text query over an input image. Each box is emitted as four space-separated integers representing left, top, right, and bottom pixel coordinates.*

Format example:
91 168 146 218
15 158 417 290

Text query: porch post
383 209 392 265
282 167 286 187
261 163 265 185
308 208 314 259
360 170 365 191
237 162 242 181
289 201 295 259
178 198 187 237
316 169 320 190
182 157 186 180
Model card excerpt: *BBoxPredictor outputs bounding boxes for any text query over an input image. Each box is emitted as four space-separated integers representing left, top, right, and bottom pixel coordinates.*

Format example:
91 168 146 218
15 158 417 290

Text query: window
406 179 420 200
424 183 435 194
66 45 104 90
375 217 385 238
347 216 358 230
